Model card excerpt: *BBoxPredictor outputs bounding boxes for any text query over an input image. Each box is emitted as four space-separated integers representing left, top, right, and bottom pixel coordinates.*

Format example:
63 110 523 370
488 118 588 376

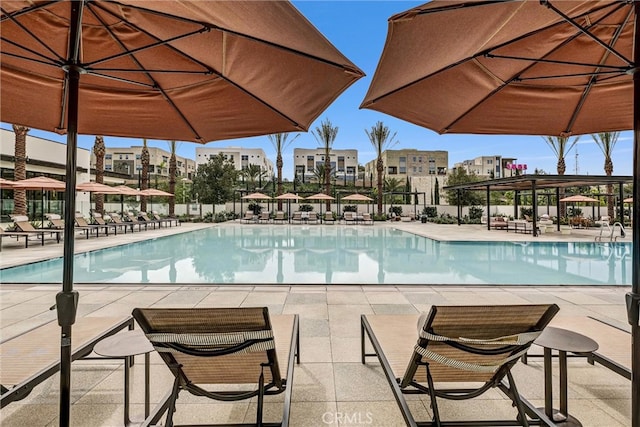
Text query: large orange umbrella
140 188 174 212
13 176 66 226
76 182 121 194
306 193 335 222
2 4 363 417
0 178 15 189
364 3 639 419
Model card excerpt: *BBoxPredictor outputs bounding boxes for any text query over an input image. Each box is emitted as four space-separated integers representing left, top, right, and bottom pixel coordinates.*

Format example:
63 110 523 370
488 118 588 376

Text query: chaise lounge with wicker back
361 304 559 426
133 307 300 427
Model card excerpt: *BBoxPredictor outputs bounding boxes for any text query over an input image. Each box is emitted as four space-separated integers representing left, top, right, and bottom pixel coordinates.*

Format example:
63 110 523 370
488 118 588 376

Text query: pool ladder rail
595 222 626 242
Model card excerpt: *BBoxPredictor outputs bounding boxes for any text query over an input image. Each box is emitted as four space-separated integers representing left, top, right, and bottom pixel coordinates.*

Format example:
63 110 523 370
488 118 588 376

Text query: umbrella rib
0 10 63 63
514 70 627 82
486 54 629 72
440 1 630 134
89 2 305 138
542 0 633 66
104 0 363 75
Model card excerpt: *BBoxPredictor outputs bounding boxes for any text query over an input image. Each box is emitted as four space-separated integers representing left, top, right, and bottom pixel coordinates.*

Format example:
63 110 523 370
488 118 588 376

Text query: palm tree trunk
324 154 331 211
93 136 105 214
12 125 29 216
276 154 283 211
169 145 176 217
376 158 384 215
141 140 149 212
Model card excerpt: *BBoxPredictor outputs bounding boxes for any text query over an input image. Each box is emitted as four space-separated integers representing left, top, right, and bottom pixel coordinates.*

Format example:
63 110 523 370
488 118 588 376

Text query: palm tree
268 133 299 210
168 140 177 217
312 118 338 210
243 164 266 191
543 135 579 218
312 164 331 191
592 132 620 220
12 125 29 216
384 177 403 204
366 121 398 215
141 138 150 212
93 136 105 214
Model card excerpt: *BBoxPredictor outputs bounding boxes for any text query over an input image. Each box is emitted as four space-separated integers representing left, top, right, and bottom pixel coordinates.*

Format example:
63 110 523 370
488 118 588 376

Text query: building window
388 166 397 174
105 165 112 171
399 167 406 174
105 154 112 160
135 154 141 160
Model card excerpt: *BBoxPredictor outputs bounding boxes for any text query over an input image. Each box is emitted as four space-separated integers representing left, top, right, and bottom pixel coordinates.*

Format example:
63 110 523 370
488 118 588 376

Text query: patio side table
534 326 599 427
94 329 154 426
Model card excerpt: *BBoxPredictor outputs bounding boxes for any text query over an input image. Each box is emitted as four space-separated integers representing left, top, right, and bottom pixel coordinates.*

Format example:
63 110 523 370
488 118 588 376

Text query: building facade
293 148 358 182
195 147 274 176
363 149 448 181
453 155 519 179
98 145 197 185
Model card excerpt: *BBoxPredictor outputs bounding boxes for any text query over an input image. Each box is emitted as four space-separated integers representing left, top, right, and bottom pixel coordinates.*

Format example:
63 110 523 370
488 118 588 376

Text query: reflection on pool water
0 225 632 285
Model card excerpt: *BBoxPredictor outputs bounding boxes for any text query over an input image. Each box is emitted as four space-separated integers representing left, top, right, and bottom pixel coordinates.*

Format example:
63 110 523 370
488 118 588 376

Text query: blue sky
2 1 634 179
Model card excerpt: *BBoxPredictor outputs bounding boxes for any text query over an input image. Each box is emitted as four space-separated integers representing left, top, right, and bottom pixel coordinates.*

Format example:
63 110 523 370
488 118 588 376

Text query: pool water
0 225 632 285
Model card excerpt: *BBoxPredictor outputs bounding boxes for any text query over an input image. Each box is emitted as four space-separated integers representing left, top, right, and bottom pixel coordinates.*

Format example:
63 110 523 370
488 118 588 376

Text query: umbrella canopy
76 182 122 194
12 176 66 191
363 2 639 421
306 193 335 201
0 177 15 188
2 4 362 422
242 192 272 200
275 193 305 200
559 195 599 203
113 185 142 196
624 198 634 203
2 1 364 142
361 1 634 136
341 193 373 202
139 188 174 197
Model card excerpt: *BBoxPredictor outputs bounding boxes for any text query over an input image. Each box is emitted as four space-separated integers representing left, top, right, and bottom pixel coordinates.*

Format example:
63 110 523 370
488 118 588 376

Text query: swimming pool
0 225 632 285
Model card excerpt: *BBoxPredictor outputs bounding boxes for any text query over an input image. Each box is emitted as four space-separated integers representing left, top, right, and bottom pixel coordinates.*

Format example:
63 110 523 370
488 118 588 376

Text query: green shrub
299 204 314 212
343 205 357 212
202 212 214 223
373 213 388 221
468 206 484 221
422 206 437 217
248 202 263 215
389 206 403 217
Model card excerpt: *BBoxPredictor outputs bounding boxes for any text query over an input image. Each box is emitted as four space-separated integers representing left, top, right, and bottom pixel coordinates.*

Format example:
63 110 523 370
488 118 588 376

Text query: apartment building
195 147 274 176
453 155 519 179
293 148 358 182
363 149 448 181
98 145 197 184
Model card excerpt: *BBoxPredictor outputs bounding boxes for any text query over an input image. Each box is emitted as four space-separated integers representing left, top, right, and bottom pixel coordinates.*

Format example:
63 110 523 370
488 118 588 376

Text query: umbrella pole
57 4 83 426
629 4 640 426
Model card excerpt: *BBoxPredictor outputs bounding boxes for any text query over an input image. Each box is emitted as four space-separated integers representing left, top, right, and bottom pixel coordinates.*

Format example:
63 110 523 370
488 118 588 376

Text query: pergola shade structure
444 174 633 234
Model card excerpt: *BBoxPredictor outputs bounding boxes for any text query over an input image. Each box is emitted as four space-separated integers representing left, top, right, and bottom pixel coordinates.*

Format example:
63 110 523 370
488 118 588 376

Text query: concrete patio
0 222 632 426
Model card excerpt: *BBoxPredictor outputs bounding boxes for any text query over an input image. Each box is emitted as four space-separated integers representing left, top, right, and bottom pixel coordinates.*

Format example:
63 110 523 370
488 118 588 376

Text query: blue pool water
0 225 632 285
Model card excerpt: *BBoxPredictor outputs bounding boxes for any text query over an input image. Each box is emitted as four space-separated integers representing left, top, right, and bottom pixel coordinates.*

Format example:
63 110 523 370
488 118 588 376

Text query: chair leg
425 364 442 427
257 366 266 427
165 377 181 427
505 371 529 427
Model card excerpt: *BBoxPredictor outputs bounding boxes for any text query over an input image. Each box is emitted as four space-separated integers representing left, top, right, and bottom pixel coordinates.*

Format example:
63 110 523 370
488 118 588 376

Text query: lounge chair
1 316 134 407
489 216 508 230
361 304 559 426
45 213 64 229
242 210 256 224
323 211 335 224
150 211 179 227
307 212 319 224
360 212 374 225
273 211 287 224
75 214 109 238
291 211 303 224
123 212 148 232
343 211 356 224
12 216 62 245
109 213 135 233
258 211 271 224
0 226 34 250
138 212 161 229
91 212 121 235
132 307 299 427
595 215 611 227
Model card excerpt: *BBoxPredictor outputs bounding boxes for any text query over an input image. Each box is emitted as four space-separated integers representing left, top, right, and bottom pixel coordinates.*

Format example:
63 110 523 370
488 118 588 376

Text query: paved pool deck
0 221 633 426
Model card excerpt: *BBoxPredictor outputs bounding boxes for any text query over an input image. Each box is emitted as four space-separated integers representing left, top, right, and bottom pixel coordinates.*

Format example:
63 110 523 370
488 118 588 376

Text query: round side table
94 329 154 426
533 326 599 427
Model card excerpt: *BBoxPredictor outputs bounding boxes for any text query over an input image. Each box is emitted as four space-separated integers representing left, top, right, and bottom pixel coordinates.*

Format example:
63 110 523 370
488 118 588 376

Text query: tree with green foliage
592 131 620 220
434 177 440 205
384 177 403 204
365 121 398 215
140 138 150 212
312 118 338 210
543 135 579 217
445 168 484 206
242 164 267 191
192 154 238 205
168 140 177 217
